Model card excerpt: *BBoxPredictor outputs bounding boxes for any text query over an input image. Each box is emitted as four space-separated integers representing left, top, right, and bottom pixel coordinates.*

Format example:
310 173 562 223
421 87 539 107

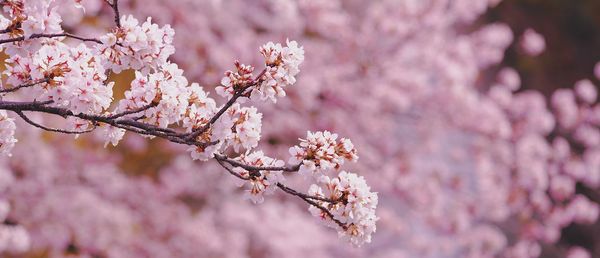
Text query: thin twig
216 159 248 180
186 68 267 141
16 111 96 134
110 0 122 27
214 153 300 172
277 183 347 229
105 103 157 119
0 33 102 45
275 182 339 203
0 100 210 147
0 79 49 94
214 158 346 229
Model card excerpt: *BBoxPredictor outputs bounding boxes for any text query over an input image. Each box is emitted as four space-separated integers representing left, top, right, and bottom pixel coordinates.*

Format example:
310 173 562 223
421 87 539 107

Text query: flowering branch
214 154 347 228
185 68 267 141
214 153 300 172
15 110 97 134
0 79 48 94
0 100 206 147
0 33 103 44
0 0 377 248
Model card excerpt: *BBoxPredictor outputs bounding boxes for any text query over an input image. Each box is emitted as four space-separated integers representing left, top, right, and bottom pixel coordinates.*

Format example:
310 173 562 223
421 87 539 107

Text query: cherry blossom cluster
289 131 358 178
117 63 190 128
96 15 175 73
216 40 305 102
231 151 285 204
213 130 376 246
286 131 376 246
308 171 378 247
0 0 378 252
0 0 62 40
188 103 263 161
0 0 598 257
4 42 113 114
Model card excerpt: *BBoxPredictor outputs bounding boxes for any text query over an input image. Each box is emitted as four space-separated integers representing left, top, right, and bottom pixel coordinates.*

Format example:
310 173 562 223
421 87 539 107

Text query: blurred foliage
485 1 600 257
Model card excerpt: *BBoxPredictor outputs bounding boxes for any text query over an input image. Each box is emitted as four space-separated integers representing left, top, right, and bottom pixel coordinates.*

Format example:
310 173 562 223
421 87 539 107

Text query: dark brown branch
0 79 49 93
0 33 103 45
105 103 158 119
109 0 122 27
185 68 267 141
216 159 248 180
277 183 347 229
0 100 209 147
214 154 335 202
185 88 245 141
275 182 338 203
214 158 346 229
214 153 301 172
16 111 96 134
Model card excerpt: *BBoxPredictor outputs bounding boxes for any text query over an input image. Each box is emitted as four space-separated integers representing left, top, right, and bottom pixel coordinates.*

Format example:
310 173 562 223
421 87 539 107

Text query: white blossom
252 40 304 102
308 171 378 247
289 131 358 178
96 15 175 73
232 151 285 204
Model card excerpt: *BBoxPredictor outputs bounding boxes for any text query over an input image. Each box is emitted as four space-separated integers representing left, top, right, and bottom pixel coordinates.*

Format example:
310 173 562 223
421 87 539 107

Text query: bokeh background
2 0 600 257
486 1 600 257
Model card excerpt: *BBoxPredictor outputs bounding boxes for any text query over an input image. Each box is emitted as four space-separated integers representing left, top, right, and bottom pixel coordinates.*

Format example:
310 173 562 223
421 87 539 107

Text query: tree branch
214 158 347 229
15 111 96 134
105 103 158 119
185 68 267 141
0 100 212 147
0 33 103 45
214 153 300 172
109 0 122 27
0 79 49 94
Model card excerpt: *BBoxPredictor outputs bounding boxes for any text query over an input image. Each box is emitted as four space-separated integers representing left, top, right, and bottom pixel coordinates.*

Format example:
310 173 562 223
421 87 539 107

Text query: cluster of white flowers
187 103 262 160
0 0 62 42
4 43 113 115
20 0 62 38
308 171 378 247
182 83 218 132
286 131 375 246
0 111 17 156
231 151 285 204
254 40 304 102
98 124 126 147
118 63 190 127
226 133 365 225
215 40 304 103
222 104 262 152
215 61 255 99
97 15 175 73
0 3 376 246
289 131 358 178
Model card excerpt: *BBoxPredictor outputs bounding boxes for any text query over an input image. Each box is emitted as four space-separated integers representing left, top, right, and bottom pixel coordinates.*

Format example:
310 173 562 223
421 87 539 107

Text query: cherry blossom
230 151 285 204
308 171 378 247
96 15 175 73
253 40 304 102
0 0 597 257
289 131 358 178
